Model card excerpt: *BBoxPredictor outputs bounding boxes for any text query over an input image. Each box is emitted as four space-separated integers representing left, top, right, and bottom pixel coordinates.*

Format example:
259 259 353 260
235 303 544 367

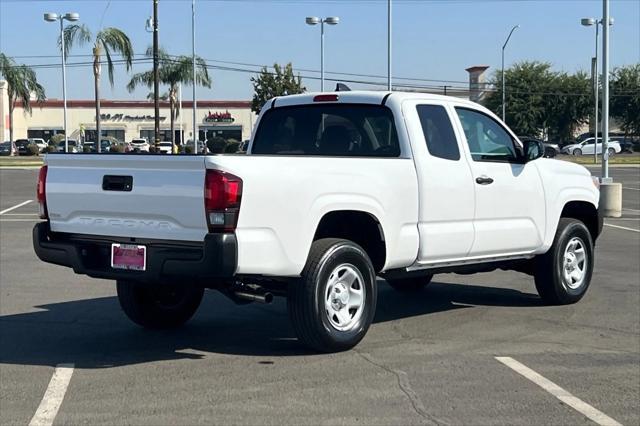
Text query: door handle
475 176 494 185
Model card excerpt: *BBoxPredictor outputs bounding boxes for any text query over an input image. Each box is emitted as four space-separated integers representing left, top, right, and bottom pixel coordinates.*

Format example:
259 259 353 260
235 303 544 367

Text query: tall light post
192 0 198 153
305 16 340 92
387 0 392 91
44 12 79 153
501 24 519 122
581 17 613 165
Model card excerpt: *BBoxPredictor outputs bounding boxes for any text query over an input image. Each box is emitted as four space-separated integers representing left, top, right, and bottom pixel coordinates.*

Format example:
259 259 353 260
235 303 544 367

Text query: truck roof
268 90 479 110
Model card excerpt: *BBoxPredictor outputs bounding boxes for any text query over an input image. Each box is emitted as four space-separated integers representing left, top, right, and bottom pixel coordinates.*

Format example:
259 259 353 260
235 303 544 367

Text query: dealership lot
1 167 638 425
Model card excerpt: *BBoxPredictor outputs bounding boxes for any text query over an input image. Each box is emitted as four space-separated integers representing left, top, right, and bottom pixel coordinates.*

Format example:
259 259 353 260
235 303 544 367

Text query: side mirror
522 139 544 162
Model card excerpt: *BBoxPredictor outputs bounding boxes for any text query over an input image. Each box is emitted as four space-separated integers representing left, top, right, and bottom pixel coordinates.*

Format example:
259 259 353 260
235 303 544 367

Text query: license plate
111 243 146 271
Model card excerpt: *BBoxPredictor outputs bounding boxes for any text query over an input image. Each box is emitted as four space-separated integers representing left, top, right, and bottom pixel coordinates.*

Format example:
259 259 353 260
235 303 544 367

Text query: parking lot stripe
495 357 622 426
0 200 33 215
29 363 75 426
605 223 640 233
622 187 640 191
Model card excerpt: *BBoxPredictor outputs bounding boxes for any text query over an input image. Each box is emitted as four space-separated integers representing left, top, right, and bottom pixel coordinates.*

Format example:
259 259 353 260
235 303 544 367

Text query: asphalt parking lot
1 166 638 425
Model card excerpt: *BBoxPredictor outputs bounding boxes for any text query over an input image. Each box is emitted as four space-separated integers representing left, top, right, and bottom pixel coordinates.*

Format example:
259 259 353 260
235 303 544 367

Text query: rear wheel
572 148 582 156
386 274 433 292
534 218 594 305
116 280 204 329
288 238 377 352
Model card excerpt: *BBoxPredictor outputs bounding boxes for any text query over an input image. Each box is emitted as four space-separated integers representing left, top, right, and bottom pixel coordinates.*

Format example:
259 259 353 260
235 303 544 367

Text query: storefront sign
100 113 166 122
203 110 234 123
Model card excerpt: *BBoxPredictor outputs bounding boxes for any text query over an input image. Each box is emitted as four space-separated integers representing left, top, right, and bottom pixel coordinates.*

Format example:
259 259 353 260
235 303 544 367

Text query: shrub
207 137 227 154
26 144 40 156
49 134 66 144
224 141 240 153
110 143 125 153
148 146 156 153
83 145 93 153
45 145 57 153
184 145 194 154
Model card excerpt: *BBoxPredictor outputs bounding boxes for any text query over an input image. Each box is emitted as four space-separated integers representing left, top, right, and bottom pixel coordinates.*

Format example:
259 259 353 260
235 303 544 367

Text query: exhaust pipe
234 290 274 304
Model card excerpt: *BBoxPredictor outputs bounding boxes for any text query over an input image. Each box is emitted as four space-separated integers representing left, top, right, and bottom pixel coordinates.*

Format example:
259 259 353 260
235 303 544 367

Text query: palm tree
0 53 45 145
61 25 133 148
128 47 211 151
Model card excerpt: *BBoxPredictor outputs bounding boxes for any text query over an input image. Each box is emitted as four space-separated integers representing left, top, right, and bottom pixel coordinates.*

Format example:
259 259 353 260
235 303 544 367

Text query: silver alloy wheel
562 237 587 290
324 263 366 332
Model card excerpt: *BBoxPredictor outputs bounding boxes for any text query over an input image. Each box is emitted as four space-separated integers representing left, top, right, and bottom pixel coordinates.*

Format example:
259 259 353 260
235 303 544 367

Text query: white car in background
562 137 622 156
157 141 173 154
130 138 150 152
29 138 47 152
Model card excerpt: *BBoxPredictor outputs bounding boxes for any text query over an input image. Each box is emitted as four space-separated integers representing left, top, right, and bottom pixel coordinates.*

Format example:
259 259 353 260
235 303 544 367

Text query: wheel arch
560 200 600 243
313 210 387 273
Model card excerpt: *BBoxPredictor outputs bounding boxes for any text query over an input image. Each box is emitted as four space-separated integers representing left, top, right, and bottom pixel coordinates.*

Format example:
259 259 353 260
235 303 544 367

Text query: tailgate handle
102 175 133 192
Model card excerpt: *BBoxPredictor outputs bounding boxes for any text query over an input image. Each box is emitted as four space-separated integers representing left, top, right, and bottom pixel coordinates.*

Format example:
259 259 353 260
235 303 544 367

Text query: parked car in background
56 140 81 153
14 139 32 155
519 136 558 158
83 140 112 153
184 139 206 154
29 138 47 152
130 138 150 152
0 141 16 156
562 137 621 156
157 141 173 154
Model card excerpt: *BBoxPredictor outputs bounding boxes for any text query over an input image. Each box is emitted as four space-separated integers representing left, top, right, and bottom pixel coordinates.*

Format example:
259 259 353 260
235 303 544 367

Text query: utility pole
192 0 198 153
601 0 610 181
153 0 160 152
387 0 392 91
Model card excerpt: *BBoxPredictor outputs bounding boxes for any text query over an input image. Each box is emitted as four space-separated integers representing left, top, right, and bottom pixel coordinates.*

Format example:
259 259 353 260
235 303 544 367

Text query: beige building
0 82 256 143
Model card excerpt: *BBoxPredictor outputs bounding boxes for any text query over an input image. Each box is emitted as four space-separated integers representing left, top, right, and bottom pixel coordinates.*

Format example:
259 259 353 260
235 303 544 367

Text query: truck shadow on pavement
0 280 541 368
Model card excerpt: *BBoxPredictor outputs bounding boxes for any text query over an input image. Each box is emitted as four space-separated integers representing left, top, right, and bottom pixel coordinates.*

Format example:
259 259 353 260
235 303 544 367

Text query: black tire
288 238 377 352
534 218 594 305
607 147 615 156
573 148 582 156
386 274 433 292
116 280 204 329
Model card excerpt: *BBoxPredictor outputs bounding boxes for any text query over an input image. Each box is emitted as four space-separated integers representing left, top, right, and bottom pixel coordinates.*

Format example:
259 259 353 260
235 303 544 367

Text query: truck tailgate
45 155 208 242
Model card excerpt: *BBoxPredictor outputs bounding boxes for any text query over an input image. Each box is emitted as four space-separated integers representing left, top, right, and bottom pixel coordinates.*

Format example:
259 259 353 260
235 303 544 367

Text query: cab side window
416 105 460 161
455 107 519 162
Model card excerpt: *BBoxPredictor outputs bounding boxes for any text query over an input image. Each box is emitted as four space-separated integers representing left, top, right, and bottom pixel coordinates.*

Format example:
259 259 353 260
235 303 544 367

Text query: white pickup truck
33 91 602 352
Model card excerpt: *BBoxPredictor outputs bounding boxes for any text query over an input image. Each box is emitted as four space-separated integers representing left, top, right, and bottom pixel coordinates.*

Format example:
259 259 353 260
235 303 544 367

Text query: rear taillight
37 165 48 219
204 169 242 232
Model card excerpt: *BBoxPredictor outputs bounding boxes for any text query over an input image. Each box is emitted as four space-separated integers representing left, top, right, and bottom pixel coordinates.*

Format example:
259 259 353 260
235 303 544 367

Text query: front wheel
534 218 594 305
607 147 615 156
572 148 582 156
288 238 377 352
117 280 204 329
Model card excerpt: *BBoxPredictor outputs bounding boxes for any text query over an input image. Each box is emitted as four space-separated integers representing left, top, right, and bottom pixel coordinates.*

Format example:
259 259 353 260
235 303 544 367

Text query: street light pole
501 25 519 122
153 0 160 152
306 16 339 92
192 0 198 153
601 0 611 181
44 12 79 153
387 0 392 91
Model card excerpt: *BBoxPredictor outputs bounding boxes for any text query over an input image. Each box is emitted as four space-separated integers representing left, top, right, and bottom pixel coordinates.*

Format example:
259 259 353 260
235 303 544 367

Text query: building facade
0 88 256 144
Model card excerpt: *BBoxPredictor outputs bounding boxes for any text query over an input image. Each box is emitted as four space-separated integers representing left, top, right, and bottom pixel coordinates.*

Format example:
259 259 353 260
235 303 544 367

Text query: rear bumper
33 222 237 283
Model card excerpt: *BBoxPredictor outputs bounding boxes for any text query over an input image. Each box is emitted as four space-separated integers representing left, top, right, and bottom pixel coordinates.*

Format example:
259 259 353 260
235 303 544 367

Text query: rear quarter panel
206 155 419 276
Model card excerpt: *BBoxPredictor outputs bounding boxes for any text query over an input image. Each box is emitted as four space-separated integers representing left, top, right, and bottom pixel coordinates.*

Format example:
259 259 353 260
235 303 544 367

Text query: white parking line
623 208 640 213
29 363 75 426
605 223 640 233
0 200 33 215
496 357 621 426
622 187 640 191
0 219 41 222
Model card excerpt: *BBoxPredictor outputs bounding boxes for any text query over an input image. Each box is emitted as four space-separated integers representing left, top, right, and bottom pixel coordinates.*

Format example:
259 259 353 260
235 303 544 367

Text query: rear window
252 104 400 157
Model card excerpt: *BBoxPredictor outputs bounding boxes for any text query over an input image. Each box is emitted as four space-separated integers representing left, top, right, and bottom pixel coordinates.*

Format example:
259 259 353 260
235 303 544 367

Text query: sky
1 0 639 101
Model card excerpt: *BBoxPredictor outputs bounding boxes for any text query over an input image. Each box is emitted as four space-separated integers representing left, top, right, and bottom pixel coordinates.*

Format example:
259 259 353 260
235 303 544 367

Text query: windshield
252 104 400 157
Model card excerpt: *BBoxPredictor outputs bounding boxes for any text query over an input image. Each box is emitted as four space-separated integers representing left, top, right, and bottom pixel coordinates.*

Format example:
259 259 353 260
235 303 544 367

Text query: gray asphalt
1 166 639 425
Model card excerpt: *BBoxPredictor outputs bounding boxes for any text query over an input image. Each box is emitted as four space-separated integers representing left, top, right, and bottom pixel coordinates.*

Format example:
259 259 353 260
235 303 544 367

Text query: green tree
128 47 211 150
545 71 592 142
610 64 640 136
483 61 554 136
251 63 305 113
61 25 134 146
0 53 45 144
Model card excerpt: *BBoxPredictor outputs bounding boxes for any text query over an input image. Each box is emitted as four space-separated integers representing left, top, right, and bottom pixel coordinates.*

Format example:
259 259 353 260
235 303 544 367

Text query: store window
85 129 125 143
27 129 64 142
200 127 242 142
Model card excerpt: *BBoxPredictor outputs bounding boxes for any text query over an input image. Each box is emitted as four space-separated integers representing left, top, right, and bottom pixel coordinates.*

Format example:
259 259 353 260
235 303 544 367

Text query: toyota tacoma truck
33 91 603 352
